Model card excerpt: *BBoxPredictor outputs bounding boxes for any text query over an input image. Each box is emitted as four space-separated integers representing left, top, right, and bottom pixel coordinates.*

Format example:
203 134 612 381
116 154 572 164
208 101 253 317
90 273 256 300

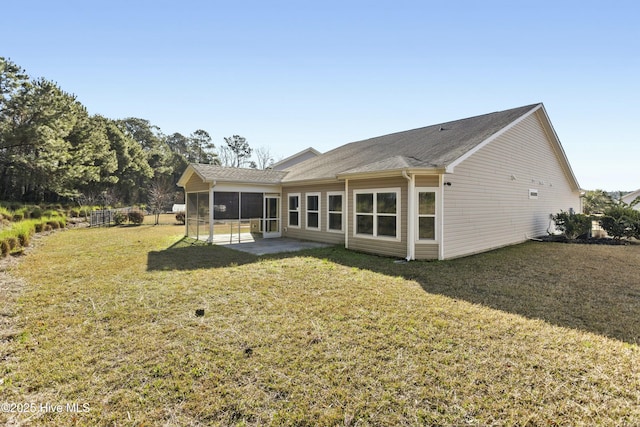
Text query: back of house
178 103 581 260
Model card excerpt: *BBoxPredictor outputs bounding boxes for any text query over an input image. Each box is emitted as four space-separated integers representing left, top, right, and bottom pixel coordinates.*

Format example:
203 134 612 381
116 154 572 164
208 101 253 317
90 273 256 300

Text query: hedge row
1 203 152 223
0 205 69 222
553 206 640 240
113 210 145 226
0 203 108 222
0 217 66 257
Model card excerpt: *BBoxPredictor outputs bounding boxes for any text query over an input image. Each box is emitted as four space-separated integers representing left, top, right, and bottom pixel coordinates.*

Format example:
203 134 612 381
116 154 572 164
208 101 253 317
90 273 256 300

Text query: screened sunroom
177 164 286 243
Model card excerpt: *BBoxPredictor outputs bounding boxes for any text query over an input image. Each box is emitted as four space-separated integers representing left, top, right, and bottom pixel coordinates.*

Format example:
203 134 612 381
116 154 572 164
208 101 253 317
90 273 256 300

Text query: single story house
177 103 581 260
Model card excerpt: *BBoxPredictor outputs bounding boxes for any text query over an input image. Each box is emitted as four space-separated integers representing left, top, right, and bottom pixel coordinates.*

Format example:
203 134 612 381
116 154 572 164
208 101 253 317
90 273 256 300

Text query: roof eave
214 179 283 186
441 103 581 192
536 104 581 192
445 104 542 174
281 177 344 186
336 167 445 180
177 164 214 188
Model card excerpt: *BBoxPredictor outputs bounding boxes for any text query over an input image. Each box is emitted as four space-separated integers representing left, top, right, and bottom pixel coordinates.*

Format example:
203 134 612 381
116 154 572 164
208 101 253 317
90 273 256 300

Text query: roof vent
439 127 444 131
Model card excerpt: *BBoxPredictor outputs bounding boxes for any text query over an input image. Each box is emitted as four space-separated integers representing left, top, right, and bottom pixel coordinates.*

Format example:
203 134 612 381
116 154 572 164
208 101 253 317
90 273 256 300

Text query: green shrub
12 212 24 222
599 206 640 240
0 206 11 221
128 211 144 225
30 206 43 219
175 211 185 225
6 236 19 251
43 209 59 218
16 207 30 219
113 211 127 225
0 238 9 257
19 233 30 247
552 211 592 239
72 206 91 219
15 225 34 247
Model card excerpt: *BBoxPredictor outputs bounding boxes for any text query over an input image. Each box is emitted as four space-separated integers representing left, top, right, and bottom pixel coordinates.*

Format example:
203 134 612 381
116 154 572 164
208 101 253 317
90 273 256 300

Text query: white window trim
353 188 401 241
326 191 345 233
529 189 539 200
305 192 321 231
416 187 439 243
288 193 301 228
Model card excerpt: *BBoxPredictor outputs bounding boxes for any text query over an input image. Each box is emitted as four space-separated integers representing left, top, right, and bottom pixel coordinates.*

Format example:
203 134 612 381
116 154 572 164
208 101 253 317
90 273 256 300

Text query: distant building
621 189 640 210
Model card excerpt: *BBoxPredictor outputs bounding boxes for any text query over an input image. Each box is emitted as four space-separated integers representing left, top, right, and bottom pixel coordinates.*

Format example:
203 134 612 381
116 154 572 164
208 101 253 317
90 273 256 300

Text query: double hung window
306 193 320 230
288 194 300 227
327 192 344 232
417 190 436 240
354 189 400 239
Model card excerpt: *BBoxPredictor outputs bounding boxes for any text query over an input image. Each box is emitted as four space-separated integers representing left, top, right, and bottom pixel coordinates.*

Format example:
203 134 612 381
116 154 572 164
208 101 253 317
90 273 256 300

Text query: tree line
0 57 273 205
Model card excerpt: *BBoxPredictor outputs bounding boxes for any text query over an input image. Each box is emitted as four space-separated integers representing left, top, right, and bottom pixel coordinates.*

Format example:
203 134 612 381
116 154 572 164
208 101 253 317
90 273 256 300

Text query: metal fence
90 207 138 227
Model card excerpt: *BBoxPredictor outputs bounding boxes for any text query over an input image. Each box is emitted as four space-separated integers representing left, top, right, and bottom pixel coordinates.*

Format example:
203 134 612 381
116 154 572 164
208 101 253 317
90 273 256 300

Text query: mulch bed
537 235 636 245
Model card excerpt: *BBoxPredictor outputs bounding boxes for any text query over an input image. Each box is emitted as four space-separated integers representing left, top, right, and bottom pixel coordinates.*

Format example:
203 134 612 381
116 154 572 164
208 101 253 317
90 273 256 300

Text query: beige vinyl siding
282 183 345 245
443 111 581 259
348 177 407 258
415 244 438 259
184 172 209 193
415 175 439 187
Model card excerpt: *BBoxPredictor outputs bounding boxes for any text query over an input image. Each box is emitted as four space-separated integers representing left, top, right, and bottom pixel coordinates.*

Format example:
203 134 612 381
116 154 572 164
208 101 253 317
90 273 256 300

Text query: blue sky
2 0 639 191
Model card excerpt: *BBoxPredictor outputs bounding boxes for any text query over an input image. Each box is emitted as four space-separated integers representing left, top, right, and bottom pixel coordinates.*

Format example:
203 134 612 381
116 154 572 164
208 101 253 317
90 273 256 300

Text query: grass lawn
1 224 640 426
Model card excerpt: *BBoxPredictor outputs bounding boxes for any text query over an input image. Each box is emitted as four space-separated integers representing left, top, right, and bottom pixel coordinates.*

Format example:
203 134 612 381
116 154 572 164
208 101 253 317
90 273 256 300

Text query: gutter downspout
207 181 216 243
439 174 444 260
183 188 188 237
344 178 349 249
403 170 415 261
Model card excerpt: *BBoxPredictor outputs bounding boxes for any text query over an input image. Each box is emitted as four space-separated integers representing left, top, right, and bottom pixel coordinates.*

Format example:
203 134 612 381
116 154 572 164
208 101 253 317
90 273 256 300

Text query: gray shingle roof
183 104 543 186
281 104 541 182
191 164 287 184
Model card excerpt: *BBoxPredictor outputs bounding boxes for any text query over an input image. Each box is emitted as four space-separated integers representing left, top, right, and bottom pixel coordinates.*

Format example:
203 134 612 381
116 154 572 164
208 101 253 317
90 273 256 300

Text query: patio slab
218 235 331 255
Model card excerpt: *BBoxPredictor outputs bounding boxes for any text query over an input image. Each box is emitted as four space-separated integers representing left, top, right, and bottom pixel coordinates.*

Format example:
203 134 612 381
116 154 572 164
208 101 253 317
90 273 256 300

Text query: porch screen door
263 196 281 238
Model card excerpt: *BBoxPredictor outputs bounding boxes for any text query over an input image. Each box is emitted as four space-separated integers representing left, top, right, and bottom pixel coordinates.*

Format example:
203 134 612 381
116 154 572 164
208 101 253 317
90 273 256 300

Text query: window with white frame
288 193 300 227
327 192 344 232
354 188 400 239
306 192 320 230
417 189 437 240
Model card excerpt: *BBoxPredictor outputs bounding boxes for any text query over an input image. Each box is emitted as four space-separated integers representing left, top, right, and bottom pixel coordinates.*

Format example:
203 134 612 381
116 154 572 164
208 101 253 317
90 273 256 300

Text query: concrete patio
206 233 331 255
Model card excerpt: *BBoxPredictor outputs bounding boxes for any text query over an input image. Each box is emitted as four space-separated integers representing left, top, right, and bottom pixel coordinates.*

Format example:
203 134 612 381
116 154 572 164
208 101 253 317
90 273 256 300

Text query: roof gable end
177 164 287 187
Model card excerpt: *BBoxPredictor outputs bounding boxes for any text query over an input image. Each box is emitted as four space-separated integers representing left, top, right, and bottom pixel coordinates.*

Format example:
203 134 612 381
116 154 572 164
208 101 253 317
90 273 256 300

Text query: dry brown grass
328 241 640 344
1 225 639 426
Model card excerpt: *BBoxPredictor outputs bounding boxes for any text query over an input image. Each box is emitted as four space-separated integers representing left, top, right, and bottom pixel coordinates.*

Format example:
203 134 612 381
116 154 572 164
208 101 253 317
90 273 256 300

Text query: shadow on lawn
148 238 640 345
310 243 640 345
147 237 258 270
